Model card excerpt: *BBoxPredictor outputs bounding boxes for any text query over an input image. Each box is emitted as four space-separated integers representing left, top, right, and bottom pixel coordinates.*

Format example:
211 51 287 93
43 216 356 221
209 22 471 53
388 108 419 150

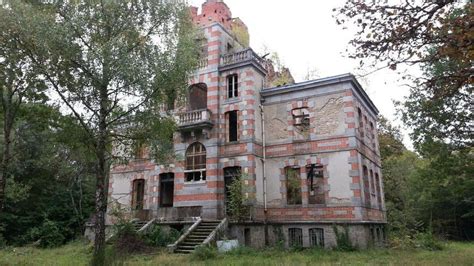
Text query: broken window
309 228 324 248
188 83 208 111
244 228 251 246
375 173 382 209
159 173 174 207
358 108 364 138
292 107 310 135
363 166 371 207
227 74 238 98
288 228 303 247
370 169 375 193
132 179 145 210
286 167 302 205
307 164 325 204
227 110 239 142
185 142 206 182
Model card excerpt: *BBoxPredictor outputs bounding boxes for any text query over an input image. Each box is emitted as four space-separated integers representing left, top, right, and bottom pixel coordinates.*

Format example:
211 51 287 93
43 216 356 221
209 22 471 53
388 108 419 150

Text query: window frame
286 167 302 205
185 142 207 183
288 228 303 248
227 74 239 99
309 228 325 248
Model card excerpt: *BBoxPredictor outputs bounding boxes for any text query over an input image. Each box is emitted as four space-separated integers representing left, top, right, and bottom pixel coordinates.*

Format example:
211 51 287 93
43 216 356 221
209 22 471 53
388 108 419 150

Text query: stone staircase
132 220 148 232
174 220 222 254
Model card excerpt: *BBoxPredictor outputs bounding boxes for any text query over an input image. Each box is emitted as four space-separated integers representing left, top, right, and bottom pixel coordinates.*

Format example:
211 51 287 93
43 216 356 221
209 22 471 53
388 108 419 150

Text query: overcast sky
189 0 414 149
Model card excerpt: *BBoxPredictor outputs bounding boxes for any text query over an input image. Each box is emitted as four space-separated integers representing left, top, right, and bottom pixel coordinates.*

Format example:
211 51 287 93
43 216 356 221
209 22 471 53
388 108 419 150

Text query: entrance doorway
160 173 174 207
132 179 145 210
224 167 241 215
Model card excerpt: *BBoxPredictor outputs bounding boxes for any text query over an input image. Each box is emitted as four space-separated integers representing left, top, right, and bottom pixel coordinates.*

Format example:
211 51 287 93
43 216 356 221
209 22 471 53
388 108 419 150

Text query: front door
224 167 241 216
160 173 174 207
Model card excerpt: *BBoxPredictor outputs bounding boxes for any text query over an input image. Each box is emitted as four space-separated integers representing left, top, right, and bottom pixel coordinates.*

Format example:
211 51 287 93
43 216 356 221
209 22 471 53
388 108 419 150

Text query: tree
335 1 473 147
6 1 199 263
0 4 47 212
377 115 405 160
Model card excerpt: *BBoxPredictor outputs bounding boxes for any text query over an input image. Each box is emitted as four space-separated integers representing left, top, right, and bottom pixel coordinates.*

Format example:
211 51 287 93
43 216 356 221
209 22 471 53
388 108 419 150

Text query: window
188 83 208 110
370 170 375 193
309 228 324 248
358 108 364 138
227 110 238 142
292 107 310 135
363 166 371 206
307 164 325 204
286 167 302 205
375 173 382 209
185 142 206 182
288 228 303 247
227 74 238 98
132 179 145 210
244 228 251 246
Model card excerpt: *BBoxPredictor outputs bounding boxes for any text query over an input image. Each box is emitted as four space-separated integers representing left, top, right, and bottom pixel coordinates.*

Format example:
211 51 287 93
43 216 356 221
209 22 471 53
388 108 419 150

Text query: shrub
27 219 65 248
333 225 356 251
142 225 180 247
113 220 149 254
192 245 218 260
414 232 444 251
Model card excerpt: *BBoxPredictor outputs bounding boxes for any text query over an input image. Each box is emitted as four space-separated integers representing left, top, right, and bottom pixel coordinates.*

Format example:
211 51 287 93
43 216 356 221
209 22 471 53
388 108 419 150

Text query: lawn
0 241 473 266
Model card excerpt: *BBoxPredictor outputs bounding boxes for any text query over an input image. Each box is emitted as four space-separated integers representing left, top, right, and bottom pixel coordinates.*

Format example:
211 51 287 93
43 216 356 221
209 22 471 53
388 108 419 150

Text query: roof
261 73 379 114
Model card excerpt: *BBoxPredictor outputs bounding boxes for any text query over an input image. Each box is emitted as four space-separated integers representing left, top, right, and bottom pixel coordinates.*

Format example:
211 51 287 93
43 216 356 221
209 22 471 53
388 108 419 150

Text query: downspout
259 103 269 246
259 104 267 213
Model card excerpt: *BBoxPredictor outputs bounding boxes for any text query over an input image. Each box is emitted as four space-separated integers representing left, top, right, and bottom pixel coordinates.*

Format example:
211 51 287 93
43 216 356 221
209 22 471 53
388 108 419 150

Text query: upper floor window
292 107 310 133
227 74 238 98
185 142 206 182
227 110 239 142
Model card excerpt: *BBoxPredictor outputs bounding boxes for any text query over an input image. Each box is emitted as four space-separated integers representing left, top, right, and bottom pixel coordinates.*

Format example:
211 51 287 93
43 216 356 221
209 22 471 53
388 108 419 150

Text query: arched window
185 142 206 182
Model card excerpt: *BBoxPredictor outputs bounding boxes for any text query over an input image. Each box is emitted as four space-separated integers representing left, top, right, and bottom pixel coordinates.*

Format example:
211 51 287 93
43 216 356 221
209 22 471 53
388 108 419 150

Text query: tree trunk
92 85 110 266
0 90 14 212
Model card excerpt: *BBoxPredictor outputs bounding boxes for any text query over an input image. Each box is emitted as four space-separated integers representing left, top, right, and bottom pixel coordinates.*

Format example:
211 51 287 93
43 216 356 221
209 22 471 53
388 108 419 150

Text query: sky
189 0 415 149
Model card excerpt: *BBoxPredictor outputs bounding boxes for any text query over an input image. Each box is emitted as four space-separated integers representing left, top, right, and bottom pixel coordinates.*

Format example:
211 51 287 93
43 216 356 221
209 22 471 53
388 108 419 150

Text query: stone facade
107 0 386 249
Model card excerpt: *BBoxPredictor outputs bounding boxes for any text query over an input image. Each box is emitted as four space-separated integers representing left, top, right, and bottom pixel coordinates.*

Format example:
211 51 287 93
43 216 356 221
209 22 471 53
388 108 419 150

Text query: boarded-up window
227 111 239 142
286 167 302 205
288 228 303 247
227 74 238 98
309 228 324 248
132 179 145 210
185 142 206 182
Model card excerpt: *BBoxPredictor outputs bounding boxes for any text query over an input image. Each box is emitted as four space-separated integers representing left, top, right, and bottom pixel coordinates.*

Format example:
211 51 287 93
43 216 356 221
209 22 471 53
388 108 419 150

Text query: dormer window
227 74 238 98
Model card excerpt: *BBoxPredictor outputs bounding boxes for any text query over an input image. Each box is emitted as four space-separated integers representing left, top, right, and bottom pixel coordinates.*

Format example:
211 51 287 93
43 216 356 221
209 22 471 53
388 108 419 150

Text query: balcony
219 48 266 73
176 109 213 131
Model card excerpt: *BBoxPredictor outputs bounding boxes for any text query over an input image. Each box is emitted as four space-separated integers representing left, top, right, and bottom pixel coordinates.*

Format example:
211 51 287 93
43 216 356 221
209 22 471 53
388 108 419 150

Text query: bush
414 232 444 251
113 220 149 254
192 245 218 260
27 219 65 248
333 225 356 251
142 225 180 247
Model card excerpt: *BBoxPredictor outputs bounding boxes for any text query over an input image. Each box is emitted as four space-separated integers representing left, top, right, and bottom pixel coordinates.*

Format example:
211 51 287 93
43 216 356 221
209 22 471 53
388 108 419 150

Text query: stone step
175 250 193 254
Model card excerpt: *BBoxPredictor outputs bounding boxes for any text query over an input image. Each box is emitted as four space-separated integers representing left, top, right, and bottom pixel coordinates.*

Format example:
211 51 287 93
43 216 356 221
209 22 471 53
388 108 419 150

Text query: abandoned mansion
105 0 386 251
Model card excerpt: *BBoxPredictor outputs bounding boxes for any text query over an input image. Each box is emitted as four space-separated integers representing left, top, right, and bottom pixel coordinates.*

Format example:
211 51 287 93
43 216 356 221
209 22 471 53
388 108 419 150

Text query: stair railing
167 217 202 253
137 218 156 234
202 218 228 246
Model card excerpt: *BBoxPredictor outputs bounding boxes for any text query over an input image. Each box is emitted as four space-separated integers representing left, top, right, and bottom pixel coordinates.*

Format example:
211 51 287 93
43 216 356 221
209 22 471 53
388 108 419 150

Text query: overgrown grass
1 241 473 265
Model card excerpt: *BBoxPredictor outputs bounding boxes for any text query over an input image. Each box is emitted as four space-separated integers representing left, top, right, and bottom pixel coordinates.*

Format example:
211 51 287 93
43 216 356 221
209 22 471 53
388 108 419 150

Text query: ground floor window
286 167 302 205
309 228 324 248
288 228 303 247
